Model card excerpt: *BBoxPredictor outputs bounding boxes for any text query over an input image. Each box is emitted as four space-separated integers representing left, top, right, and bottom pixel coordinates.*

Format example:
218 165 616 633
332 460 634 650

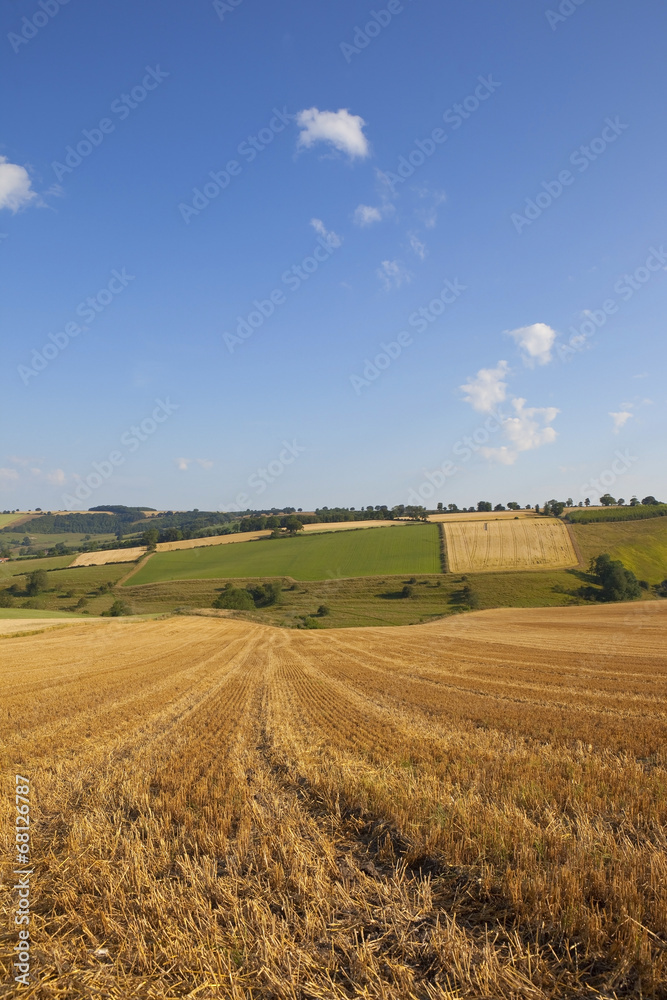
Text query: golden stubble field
1 603 666 998
443 516 579 573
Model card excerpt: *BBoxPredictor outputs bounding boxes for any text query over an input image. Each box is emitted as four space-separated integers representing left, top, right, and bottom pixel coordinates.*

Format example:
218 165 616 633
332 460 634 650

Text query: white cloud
610 410 633 432
176 458 191 471
460 361 509 413
507 323 556 367
353 204 382 226
503 397 559 451
0 467 19 487
46 469 66 485
310 217 341 247
0 157 37 213
408 233 427 260
376 259 411 291
480 397 559 465
196 459 214 470
296 108 369 159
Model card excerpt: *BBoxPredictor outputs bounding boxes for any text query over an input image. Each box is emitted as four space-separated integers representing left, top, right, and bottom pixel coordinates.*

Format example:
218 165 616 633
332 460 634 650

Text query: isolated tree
477 501 492 512
566 498 573 507
283 515 303 534
642 496 659 506
437 502 443 512
584 498 591 506
617 498 626 506
142 527 159 549
494 504 506 511
507 502 520 510
630 496 640 506
447 503 459 512
26 570 48 596
599 494 616 506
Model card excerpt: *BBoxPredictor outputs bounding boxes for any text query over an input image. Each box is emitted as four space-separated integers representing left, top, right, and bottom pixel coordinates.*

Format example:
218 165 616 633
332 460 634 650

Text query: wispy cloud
353 204 382 226
310 217 342 247
610 410 633 432
376 259 411 291
408 232 427 260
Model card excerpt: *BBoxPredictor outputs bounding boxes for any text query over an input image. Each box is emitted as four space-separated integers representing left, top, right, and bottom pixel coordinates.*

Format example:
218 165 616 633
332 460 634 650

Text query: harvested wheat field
1 602 666 998
70 546 147 567
444 516 578 573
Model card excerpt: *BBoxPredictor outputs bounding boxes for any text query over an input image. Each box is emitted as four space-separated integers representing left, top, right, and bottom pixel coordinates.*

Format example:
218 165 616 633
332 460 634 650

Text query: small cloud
310 217 341 247
0 157 37 213
633 372 648 379
460 360 509 413
30 467 42 477
176 458 191 471
376 259 411 291
507 323 556 367
196 459 214 470
46 469 66 485
610 410 633 432
408 232 427 260
296 108 369 159
353 204 382 227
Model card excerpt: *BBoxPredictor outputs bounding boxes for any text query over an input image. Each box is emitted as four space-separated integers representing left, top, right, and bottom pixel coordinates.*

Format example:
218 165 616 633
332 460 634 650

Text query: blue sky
1 0 665 512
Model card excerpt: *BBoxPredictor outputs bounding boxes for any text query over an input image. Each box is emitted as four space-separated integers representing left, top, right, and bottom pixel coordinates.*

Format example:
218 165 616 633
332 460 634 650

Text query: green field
0 554 74 579
572 518 667 584
127 525 441 586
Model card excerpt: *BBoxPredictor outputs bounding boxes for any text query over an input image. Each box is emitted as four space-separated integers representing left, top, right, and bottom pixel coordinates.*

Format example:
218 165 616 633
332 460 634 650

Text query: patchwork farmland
443 516 578 573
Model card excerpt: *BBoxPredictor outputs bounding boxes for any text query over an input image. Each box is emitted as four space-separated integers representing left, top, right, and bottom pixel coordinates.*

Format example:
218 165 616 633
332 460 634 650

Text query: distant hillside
571 518 667 584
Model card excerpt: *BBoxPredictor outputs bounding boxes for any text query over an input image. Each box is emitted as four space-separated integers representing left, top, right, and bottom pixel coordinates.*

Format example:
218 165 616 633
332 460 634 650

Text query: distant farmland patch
567 504 667 524
444 518 577 573
127 524 440 585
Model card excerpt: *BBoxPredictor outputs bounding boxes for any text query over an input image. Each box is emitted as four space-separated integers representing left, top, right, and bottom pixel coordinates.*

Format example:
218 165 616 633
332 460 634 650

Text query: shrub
301 616 324 629
0 590 13 608
317 604 331 616
213 585 254 611
246 581 282 607
104 600 132 617
401 585 414 599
